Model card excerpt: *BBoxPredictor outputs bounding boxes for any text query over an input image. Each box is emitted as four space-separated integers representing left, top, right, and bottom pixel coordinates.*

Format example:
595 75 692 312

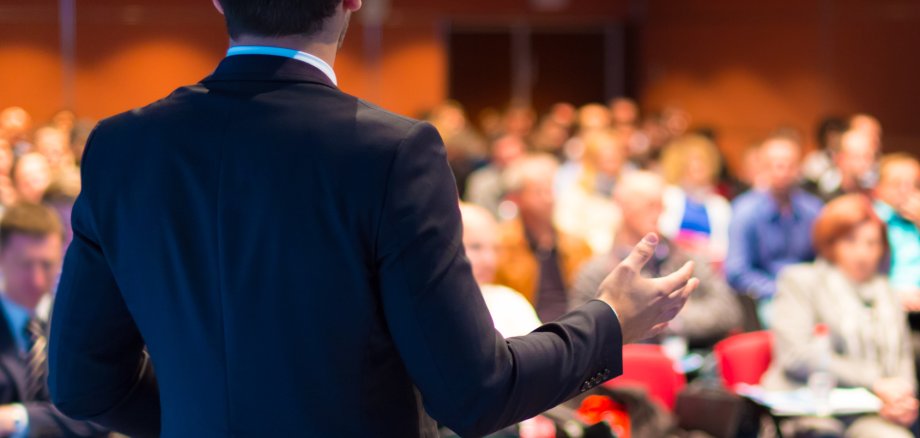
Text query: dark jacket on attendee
0 301 107 437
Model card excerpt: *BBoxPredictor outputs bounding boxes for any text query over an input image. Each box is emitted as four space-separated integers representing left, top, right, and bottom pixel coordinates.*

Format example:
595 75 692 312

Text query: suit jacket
494 218 593 305
47 54 623 438
0 302 107 437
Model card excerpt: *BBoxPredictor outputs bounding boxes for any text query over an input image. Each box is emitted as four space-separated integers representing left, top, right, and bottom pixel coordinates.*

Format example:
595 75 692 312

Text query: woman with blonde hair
658 134 731 265
554 129 627 255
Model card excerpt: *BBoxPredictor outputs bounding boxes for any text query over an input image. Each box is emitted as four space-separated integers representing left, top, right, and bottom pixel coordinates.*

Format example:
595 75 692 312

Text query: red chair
604 344 686 411
714 331 773 389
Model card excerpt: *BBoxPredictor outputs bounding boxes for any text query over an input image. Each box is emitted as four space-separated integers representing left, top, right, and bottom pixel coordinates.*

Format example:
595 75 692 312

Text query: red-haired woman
762 194 917 437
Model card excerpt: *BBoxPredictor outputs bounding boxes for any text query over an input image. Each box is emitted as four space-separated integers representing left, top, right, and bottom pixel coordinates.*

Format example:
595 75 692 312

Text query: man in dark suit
47 1 698 437
0 203 107 437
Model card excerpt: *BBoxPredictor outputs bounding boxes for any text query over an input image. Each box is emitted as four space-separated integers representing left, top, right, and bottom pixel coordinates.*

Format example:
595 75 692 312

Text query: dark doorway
530 30 607 114
448 24 624 120
447 29 513 123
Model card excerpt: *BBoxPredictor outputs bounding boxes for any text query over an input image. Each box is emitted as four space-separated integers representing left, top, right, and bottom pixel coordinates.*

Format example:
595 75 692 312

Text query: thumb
621 233 659 273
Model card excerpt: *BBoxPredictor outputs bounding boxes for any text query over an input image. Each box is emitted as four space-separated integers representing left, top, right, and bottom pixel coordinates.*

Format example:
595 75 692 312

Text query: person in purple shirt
726 134 823 327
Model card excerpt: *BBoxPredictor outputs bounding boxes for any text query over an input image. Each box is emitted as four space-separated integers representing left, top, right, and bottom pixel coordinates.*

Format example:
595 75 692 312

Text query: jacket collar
201 54 337 90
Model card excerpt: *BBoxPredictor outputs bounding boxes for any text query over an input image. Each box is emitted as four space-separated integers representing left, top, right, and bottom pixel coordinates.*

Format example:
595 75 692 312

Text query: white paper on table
735 384 883 417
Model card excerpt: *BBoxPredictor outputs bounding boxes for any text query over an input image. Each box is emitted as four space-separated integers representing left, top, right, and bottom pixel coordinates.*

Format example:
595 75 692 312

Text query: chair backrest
713 331 773 389
604 344 686 411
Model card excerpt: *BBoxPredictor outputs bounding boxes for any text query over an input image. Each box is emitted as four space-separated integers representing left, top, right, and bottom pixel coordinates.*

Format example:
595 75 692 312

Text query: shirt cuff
9 403 28 438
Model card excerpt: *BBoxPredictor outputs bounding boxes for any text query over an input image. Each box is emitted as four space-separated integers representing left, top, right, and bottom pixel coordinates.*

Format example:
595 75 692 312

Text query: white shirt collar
226 45 338 86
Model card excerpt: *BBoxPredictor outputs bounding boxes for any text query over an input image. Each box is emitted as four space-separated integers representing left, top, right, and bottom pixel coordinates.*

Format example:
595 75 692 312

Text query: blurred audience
0 203 109 437
503 106 537 140
33 127 76 179
725 135 823 325
873 153 920 304
555 129 627 255
0 107 31 156
464 134 527 218
494 154 592 322
659 134 732 266
1 97 916 436
569 171 741 348
763 195 916 438
428 101 487 196
13 154 52 205
529 103 575 160
802 115 848 194
42 174 81 253
555 103 612 194
459 202 541 338
805 129 878 201
849 113 883 150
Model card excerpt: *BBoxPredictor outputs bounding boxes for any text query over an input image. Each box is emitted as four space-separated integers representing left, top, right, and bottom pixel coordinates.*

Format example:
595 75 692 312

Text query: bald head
613 171 665 243
577 103 612 133
876 154 920 209
14 153 51 204
460 203 500 285
837 129 877 184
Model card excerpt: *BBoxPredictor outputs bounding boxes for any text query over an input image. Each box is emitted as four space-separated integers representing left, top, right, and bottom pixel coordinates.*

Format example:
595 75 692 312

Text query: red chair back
714 331 773 389
604 344 686 411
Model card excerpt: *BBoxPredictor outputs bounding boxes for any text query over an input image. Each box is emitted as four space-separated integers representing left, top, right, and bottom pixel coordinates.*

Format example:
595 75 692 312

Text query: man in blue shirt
0 203 107 437
726 135 823 326
873 153 920 303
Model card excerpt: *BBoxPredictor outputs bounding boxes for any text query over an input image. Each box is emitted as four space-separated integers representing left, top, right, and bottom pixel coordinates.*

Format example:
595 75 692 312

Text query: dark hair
218 0 342 39
0 203 62 249
815 116 848 151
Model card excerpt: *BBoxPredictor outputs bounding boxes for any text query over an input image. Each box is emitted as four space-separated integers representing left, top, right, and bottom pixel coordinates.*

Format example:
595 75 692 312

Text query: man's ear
212 0 225 15
342 0 362 13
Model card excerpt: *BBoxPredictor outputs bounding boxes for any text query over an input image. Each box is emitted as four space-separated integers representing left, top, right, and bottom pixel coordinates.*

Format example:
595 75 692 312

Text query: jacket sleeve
375 121 623 437
46 127 161 438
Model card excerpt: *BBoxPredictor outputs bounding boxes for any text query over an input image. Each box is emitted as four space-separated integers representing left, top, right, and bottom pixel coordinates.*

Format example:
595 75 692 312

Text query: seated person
459 202 540 337
569 171 741 348
873 153 920 306
464 135 527 218
762 194 917 438
494 153 593 323
0 203 109 437
659 134 732 267
725 135 823 326
554 129 626 255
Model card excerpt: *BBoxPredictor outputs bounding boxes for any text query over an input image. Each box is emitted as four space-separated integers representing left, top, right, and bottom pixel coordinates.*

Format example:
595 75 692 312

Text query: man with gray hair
571 171 741 347
495 153 593 322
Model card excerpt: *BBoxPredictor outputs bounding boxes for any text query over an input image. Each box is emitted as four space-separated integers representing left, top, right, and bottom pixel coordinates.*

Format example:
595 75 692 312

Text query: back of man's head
217 0 342 39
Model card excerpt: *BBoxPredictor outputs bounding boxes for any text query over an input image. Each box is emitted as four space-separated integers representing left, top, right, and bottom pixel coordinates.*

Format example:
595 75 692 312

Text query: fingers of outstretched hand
668 277 699 301
621 233 659 273
645 322 669 339
656 261 694 294
655 278 697 325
